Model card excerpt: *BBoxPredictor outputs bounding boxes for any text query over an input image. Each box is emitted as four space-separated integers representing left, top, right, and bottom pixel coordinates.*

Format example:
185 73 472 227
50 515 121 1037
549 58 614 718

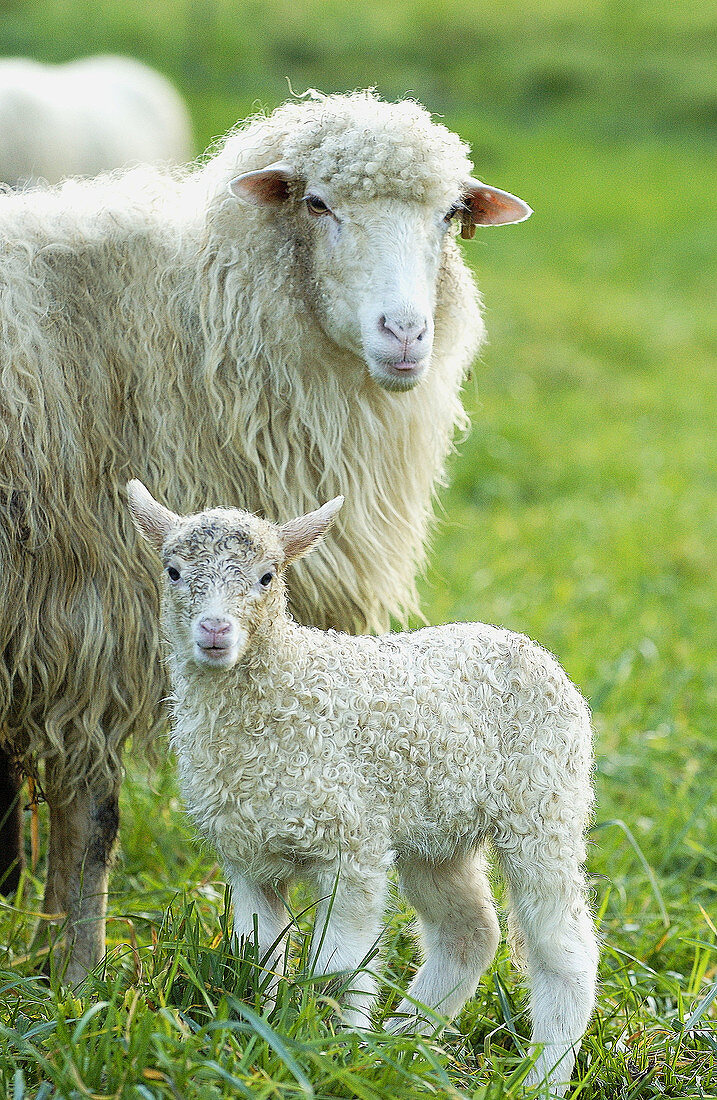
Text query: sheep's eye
305 194 330 216
259 571 274 588
167 566 181 582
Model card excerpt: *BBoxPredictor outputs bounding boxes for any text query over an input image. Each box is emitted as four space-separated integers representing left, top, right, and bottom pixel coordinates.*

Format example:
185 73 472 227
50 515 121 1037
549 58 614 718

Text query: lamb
0 55 193 186
0 90 531 979
126 479 599 1096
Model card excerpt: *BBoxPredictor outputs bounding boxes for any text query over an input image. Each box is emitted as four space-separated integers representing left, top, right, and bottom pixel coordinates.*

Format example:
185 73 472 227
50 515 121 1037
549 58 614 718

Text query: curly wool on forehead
166 510 283 563
229 92 476 207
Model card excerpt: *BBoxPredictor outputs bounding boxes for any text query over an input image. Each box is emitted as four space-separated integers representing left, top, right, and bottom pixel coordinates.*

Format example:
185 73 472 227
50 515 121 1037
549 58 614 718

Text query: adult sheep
0 55 193 186
0 91 531 980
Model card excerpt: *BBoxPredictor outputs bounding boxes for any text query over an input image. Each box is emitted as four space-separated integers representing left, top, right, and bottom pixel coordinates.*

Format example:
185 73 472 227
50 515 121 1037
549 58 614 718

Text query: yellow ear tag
460 213 476 240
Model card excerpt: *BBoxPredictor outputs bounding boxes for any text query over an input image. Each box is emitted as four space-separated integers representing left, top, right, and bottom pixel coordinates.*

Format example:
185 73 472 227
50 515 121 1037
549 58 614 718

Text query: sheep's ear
126 480 180 551
228 162 295 205
278 496 344 565
460 180 532 237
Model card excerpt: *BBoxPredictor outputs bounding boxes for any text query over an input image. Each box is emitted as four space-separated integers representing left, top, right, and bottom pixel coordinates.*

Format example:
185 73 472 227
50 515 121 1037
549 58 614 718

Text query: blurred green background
1 0 715 146
0 2 715 1095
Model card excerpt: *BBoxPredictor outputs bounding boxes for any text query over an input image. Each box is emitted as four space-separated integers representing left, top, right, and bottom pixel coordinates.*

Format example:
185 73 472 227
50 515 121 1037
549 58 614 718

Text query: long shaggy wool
0 91 482 793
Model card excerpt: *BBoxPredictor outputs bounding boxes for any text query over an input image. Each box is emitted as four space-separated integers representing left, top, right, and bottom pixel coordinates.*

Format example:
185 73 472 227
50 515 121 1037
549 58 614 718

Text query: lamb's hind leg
390 850 500 1031
496 844 598 1097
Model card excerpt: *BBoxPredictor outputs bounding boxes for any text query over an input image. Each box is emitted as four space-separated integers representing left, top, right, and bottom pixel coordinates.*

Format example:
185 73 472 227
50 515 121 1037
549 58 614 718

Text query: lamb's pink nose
197 618 232 648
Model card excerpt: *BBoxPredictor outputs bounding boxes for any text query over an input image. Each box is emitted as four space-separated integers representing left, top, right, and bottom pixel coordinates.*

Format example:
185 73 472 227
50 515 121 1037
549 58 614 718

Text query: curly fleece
175 616 594 885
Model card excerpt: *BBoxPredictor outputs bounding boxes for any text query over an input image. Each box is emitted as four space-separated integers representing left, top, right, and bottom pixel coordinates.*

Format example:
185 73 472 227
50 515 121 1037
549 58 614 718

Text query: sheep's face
297 193 444 392
127 481 343 672
229 165 531 393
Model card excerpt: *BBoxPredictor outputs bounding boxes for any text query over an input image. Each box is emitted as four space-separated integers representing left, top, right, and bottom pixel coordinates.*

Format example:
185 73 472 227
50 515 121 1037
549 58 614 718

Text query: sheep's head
226 93 531 392
127 480 343 671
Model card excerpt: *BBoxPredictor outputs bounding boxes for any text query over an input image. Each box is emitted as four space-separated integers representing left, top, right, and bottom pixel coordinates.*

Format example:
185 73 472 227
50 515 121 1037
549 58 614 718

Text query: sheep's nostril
379 315 428 347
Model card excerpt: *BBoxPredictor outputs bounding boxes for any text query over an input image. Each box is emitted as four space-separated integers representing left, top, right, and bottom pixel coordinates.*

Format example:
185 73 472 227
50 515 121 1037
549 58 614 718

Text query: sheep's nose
197 618 232 648
379 315 428 346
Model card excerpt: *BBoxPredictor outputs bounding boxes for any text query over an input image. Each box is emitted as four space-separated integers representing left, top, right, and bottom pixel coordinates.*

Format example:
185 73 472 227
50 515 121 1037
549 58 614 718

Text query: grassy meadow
0 1 715 1096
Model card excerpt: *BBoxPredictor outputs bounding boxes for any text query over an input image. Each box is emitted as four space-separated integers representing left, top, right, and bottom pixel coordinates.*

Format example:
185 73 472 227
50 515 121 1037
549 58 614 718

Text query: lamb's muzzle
194 616 242 667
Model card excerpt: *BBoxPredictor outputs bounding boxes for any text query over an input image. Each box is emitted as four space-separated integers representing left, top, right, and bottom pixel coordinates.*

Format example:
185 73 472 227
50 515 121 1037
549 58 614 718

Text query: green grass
0 1 715 1096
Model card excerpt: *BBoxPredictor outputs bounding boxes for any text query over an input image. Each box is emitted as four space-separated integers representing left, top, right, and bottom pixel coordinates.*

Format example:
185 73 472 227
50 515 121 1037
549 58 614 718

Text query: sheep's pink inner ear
126 479 180 551
228 163 295 206
279 496 344 565
462 181 532 231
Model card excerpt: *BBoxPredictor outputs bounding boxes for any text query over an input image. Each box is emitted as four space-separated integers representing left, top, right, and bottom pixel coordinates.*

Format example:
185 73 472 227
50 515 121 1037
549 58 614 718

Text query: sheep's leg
38 781 120 984
497 848 598 1097
389 850 500 1032
0 743 24 896
309 863 389 1029
225 869 291 994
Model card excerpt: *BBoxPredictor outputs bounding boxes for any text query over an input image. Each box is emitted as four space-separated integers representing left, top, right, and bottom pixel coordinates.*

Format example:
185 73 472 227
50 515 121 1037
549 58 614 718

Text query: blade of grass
226 996 315 1097
594 819 669 927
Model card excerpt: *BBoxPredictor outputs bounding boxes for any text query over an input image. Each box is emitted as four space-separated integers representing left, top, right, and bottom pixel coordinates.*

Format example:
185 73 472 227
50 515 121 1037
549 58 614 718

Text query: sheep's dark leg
39 780 120 984
0 742 25 896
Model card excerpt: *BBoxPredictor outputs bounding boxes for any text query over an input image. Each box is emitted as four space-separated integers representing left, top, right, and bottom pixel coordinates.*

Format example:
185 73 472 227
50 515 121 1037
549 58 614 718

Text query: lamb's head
225 92 531 392
127 480 343 670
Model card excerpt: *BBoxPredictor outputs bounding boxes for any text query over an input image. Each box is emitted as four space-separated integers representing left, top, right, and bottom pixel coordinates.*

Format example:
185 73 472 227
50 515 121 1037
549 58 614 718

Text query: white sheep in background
0 91 531 978
0 55 193 186
127 480 598 1096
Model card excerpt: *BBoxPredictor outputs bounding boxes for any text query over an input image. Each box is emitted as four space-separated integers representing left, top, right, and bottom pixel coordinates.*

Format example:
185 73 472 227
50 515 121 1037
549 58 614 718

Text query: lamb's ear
126 480 180 551
229 162 295 205
460 180 532 237
278 496 344 566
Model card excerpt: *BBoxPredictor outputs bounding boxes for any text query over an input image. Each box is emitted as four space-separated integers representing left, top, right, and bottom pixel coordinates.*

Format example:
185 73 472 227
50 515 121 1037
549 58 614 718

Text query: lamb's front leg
309 862 389 1029
225 867 291 994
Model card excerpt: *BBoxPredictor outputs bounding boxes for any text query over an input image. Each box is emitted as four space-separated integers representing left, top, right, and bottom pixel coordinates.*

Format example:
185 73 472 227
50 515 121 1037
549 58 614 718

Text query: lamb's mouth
195 643 238 668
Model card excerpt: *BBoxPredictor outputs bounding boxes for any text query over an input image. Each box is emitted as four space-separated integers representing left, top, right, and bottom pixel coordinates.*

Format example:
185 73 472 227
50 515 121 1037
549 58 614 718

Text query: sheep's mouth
368 356 428 392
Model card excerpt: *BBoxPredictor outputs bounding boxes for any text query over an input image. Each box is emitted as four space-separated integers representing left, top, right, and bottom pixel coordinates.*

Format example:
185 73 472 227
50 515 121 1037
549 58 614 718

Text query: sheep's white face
229 165 531 393
297 192 443 392
126 481 344 672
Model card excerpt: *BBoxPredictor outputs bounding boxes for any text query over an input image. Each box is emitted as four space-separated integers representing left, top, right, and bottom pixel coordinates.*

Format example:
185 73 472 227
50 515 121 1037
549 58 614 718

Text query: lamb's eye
259 571 274 588
305 194 330 216
167 566 181 582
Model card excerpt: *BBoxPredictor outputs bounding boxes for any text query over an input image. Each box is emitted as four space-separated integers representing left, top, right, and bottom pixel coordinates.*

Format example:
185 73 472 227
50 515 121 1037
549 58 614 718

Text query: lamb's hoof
339 1006 374 1031
385 1008 436 1037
